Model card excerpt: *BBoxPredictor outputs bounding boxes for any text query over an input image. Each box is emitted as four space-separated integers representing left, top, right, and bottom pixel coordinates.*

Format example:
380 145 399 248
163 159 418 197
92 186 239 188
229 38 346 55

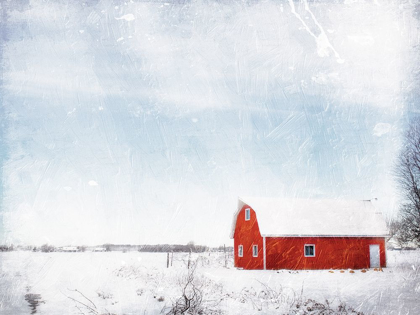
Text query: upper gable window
245 208 251 221
238 245 243 257
304 244 315 257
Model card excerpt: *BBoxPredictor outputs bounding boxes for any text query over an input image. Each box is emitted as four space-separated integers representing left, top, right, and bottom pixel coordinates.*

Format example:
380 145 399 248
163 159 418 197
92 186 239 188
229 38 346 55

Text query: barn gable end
233 204 264 269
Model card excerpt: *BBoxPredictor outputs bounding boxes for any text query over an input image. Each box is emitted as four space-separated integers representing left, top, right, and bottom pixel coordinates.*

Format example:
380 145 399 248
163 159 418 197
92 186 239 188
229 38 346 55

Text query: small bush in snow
96 291 113 300
163 263 224 315
291 299 364 314
237 282 364 315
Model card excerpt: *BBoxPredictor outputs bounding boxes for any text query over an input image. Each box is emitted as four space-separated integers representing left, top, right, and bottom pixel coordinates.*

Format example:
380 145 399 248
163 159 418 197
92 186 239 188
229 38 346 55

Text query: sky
0 0 419 247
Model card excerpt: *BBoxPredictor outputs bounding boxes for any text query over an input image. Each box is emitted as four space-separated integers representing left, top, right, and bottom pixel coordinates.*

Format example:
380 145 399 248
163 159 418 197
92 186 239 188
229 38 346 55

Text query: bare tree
388 219 413 248
395 118 420 245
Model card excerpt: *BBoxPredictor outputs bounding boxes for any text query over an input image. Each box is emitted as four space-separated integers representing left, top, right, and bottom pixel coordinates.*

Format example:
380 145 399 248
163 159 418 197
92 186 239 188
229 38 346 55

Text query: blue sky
0 0 419 246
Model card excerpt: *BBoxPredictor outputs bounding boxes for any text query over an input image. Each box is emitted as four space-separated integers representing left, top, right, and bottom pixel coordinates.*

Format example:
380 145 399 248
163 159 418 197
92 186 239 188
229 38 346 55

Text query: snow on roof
230 197 388 238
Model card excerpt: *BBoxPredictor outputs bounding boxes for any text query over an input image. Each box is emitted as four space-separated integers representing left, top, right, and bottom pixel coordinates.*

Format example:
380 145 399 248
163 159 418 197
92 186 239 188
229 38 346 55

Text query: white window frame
253 245 258 257
304 244 315 257
245 208 251 221
238 245 243 257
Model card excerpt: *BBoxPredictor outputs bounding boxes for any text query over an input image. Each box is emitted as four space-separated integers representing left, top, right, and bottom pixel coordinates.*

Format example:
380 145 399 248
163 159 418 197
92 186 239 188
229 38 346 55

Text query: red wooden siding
233 205 264 269
233 205 387 270
266 237 386 270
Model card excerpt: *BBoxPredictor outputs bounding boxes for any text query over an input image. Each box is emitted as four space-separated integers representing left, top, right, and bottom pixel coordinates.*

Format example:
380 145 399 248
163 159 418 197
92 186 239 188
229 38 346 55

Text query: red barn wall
233 205 264 269
266 236 386 270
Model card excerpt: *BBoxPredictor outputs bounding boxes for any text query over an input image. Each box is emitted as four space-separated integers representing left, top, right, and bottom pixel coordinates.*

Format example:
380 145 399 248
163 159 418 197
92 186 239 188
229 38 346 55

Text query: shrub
163 263 224 315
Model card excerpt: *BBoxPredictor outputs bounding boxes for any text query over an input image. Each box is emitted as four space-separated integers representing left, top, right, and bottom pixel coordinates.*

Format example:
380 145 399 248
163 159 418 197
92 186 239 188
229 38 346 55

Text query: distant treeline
105 243 231 253
0 243 234 253
137 244 208 252
0 245 14 252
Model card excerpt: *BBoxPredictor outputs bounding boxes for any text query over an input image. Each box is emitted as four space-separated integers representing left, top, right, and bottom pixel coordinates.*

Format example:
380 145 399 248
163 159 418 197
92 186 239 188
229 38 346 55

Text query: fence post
167 252 169 268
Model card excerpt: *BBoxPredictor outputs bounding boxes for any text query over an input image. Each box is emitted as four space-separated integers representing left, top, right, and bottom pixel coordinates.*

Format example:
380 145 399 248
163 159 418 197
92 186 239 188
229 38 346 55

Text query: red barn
230 197 388 270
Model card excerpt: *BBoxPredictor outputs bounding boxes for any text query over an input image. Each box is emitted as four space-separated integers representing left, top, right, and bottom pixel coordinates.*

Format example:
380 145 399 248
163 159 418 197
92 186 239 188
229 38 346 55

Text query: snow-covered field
1 250 419 314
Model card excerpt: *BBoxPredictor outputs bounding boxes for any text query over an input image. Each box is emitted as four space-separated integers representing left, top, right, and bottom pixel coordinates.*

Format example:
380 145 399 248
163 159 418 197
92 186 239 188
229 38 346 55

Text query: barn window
238 245 243 257
304 244 315 257
253 245 258 257
245 208 251 221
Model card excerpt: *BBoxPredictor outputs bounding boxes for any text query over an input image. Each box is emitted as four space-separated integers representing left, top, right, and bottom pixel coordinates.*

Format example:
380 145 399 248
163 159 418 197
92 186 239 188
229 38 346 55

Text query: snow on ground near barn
1 250 419 314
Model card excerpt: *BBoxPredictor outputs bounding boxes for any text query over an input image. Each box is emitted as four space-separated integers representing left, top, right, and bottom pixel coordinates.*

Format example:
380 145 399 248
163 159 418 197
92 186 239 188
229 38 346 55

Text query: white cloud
115 14 135 21
373 123 392 137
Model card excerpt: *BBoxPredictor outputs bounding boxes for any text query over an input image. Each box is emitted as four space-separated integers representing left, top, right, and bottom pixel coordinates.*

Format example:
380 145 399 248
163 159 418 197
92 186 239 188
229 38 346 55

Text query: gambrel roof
230 197 388 238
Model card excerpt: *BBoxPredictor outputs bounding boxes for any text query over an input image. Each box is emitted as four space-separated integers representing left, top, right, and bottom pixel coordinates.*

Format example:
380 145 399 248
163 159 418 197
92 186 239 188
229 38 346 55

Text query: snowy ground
0 250 419 314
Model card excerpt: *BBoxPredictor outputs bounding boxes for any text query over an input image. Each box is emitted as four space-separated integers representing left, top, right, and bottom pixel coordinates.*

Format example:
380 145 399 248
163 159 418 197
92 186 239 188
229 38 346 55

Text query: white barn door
369 245 380 268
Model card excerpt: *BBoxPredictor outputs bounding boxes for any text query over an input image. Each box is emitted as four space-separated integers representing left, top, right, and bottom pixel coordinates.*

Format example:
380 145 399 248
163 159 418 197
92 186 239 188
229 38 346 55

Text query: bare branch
394 117 420 245
68 289 98 310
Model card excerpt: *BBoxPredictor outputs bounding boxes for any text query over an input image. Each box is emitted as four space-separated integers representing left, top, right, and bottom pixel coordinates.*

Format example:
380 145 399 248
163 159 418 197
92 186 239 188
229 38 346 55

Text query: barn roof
230 197 388 238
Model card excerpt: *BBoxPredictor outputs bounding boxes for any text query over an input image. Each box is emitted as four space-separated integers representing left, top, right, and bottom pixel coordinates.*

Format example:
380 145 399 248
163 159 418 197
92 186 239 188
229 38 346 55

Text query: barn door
369 245 380 268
